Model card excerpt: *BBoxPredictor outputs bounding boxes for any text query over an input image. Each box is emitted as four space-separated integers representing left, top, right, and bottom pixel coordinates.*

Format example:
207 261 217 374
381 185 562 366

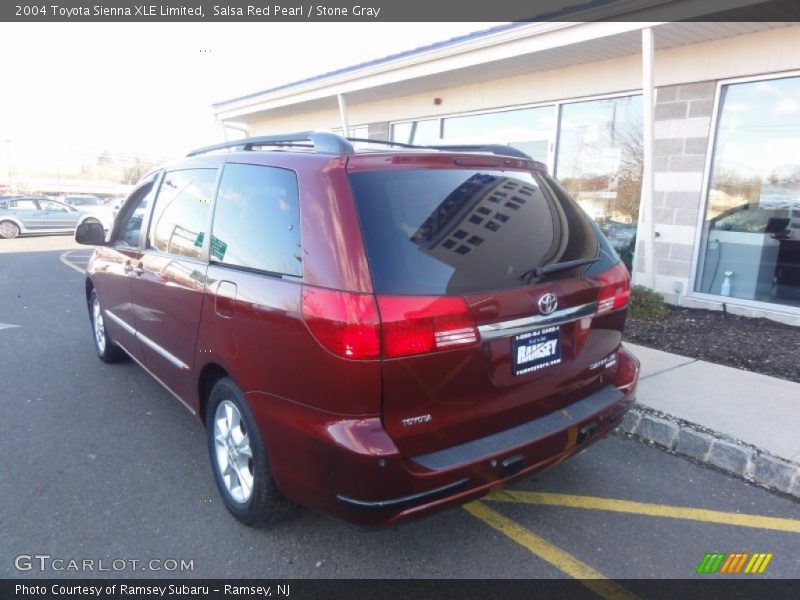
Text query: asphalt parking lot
1 235 798 589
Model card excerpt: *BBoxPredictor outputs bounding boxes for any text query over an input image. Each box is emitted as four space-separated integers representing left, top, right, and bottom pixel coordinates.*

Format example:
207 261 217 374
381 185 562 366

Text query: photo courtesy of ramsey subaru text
74 132 639 528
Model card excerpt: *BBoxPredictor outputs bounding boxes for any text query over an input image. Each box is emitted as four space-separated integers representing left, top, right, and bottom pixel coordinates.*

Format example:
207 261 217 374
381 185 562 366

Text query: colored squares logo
696 552 773 574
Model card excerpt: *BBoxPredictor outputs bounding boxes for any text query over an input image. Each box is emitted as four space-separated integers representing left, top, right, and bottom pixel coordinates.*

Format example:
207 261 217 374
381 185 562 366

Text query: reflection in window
695 76 800 307
556 95 643 269
150 169 216 259
442 106 555 162
211 164 302 277
350 169 608 295
391 119 440 145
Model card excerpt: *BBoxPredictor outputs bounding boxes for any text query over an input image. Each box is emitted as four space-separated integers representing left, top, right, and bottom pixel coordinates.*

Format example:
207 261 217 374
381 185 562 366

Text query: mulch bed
622 306 800 384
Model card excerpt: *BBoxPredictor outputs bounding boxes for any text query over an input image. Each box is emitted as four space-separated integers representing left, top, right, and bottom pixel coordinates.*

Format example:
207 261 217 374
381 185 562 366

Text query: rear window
349 169 618 295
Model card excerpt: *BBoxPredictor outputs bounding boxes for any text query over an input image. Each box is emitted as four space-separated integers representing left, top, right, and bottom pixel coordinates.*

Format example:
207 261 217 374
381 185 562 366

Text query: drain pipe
219 120 249 142
337 93 350 137
641 26 656 290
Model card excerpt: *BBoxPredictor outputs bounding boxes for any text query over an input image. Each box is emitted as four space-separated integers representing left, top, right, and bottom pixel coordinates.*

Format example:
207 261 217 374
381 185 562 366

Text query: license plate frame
512 325 562 375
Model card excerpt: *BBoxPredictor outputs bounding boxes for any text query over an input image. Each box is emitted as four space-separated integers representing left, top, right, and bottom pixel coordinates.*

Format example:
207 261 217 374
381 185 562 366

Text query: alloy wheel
213 400 255 504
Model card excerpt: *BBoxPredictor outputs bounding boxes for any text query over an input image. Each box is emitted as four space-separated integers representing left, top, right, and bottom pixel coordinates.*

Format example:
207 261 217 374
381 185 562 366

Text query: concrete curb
616 404 800 500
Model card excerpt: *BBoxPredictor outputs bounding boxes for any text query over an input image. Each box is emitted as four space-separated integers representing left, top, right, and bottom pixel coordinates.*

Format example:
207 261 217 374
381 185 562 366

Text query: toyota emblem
538 293 558 315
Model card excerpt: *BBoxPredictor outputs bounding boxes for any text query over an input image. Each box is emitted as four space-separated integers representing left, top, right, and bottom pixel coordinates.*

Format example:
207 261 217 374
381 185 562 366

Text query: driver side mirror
75 221 106 245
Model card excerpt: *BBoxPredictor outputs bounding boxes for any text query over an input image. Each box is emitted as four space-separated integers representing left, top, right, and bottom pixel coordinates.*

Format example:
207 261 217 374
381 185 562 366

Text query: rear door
130 167 219 404
349 165 625 457
7 198 42 230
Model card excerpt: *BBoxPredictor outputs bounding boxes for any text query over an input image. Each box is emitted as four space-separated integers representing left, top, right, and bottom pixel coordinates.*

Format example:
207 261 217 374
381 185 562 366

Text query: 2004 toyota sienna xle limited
75 132 639 528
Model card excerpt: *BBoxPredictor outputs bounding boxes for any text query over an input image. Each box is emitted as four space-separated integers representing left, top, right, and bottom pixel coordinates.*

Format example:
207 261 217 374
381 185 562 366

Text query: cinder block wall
635 81 715 302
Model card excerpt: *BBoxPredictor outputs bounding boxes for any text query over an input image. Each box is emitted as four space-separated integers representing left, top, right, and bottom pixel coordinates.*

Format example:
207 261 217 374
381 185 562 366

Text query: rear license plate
512 326 562 375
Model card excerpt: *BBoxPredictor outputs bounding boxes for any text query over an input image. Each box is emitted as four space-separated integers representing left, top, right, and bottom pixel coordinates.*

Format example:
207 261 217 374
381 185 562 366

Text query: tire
206 377 293 527
0 220 20 239
89 289 126 363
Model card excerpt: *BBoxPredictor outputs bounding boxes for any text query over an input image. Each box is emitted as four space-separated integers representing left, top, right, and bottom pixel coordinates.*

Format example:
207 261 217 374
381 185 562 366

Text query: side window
211 164 302 277
9 199 38 210
40 200 67 211
117 183 156 248
149 169 216 259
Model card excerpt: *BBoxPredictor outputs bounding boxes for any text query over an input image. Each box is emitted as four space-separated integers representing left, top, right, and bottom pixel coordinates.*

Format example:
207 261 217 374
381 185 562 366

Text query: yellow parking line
487 491 800 533
464 501 638 600
59 250 87 274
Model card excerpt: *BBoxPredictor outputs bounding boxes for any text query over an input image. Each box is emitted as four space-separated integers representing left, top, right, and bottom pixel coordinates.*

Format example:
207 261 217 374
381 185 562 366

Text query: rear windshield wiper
520 257 599 283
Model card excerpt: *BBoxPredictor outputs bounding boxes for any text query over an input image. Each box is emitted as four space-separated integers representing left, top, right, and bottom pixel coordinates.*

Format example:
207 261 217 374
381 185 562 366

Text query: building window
556 95 643 268
333 125 369 138
442 106 555 163
695 75 800 308
391 119 440 145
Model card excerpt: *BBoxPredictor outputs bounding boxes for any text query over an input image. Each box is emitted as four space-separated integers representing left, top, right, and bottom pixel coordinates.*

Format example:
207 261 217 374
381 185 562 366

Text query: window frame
110 171 163 251
687 69 800 316
207 161 303 281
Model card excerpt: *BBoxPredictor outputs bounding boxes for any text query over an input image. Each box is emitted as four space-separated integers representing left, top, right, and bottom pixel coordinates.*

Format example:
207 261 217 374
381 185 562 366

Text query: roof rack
187 131 535 162
187 131 355 157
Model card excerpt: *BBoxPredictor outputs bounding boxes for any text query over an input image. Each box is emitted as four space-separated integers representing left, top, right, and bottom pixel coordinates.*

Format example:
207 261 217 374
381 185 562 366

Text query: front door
130 168 219 407
91 180 158 363
39 200 79 231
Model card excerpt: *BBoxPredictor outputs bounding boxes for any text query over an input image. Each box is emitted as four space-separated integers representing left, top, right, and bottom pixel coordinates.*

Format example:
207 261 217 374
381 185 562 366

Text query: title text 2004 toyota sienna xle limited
75 132 639 527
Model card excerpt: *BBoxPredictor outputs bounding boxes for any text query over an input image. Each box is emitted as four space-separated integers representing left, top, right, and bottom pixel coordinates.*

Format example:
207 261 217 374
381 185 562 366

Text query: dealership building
213 11 800 325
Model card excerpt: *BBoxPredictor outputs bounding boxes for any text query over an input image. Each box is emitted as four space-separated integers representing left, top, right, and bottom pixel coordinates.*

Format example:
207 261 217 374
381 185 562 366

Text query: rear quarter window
349 168 618 295
210 163 302 277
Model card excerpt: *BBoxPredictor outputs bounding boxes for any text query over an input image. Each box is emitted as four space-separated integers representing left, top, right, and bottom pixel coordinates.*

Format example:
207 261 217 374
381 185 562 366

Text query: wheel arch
0 216 23 230
85 277 95 304
198 363 230 426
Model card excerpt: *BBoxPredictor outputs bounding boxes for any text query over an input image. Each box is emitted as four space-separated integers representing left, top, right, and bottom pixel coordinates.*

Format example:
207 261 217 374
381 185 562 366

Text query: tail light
302 287 478 360
377 296 478 358
596 262 631 314
301 287 381 359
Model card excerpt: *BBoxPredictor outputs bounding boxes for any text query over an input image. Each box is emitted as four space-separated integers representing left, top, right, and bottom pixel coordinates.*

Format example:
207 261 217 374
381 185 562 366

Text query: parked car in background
62 194 103 208
63 194 116 219
75 132 638 528
0 196 113 239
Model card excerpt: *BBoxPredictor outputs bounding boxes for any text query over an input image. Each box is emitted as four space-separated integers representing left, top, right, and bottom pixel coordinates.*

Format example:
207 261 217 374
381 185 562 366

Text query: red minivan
75 132 639 528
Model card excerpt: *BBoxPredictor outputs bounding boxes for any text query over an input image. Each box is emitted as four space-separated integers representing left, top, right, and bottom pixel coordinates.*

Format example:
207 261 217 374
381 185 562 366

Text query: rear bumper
249 345 639 527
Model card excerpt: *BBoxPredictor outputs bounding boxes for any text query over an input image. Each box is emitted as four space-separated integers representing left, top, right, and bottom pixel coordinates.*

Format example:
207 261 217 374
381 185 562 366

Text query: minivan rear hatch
347 156 629 459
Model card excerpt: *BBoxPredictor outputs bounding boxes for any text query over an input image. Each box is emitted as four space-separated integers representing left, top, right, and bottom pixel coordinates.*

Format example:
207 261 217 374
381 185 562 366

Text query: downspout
218 120 249 142
337 93 350 137
639 26 656 289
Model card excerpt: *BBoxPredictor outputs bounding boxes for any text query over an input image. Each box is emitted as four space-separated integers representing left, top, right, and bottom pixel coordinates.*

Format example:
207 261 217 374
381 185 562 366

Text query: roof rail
187 130 537 163
187 131 355 157
346 137 533 160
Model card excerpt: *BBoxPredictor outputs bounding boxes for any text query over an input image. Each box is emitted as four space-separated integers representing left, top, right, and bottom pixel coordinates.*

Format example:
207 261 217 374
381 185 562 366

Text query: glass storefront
390 96 644 270
442 106 556 162
695 75 800 307
555 95 643 268
391 119 440 145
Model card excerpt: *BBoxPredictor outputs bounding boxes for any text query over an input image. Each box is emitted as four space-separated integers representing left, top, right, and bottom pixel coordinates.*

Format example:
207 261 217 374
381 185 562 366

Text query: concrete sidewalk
619 342 800 500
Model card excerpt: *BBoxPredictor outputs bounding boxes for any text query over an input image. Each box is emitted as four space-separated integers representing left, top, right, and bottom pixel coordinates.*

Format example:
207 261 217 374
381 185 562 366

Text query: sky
0 22 501 168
